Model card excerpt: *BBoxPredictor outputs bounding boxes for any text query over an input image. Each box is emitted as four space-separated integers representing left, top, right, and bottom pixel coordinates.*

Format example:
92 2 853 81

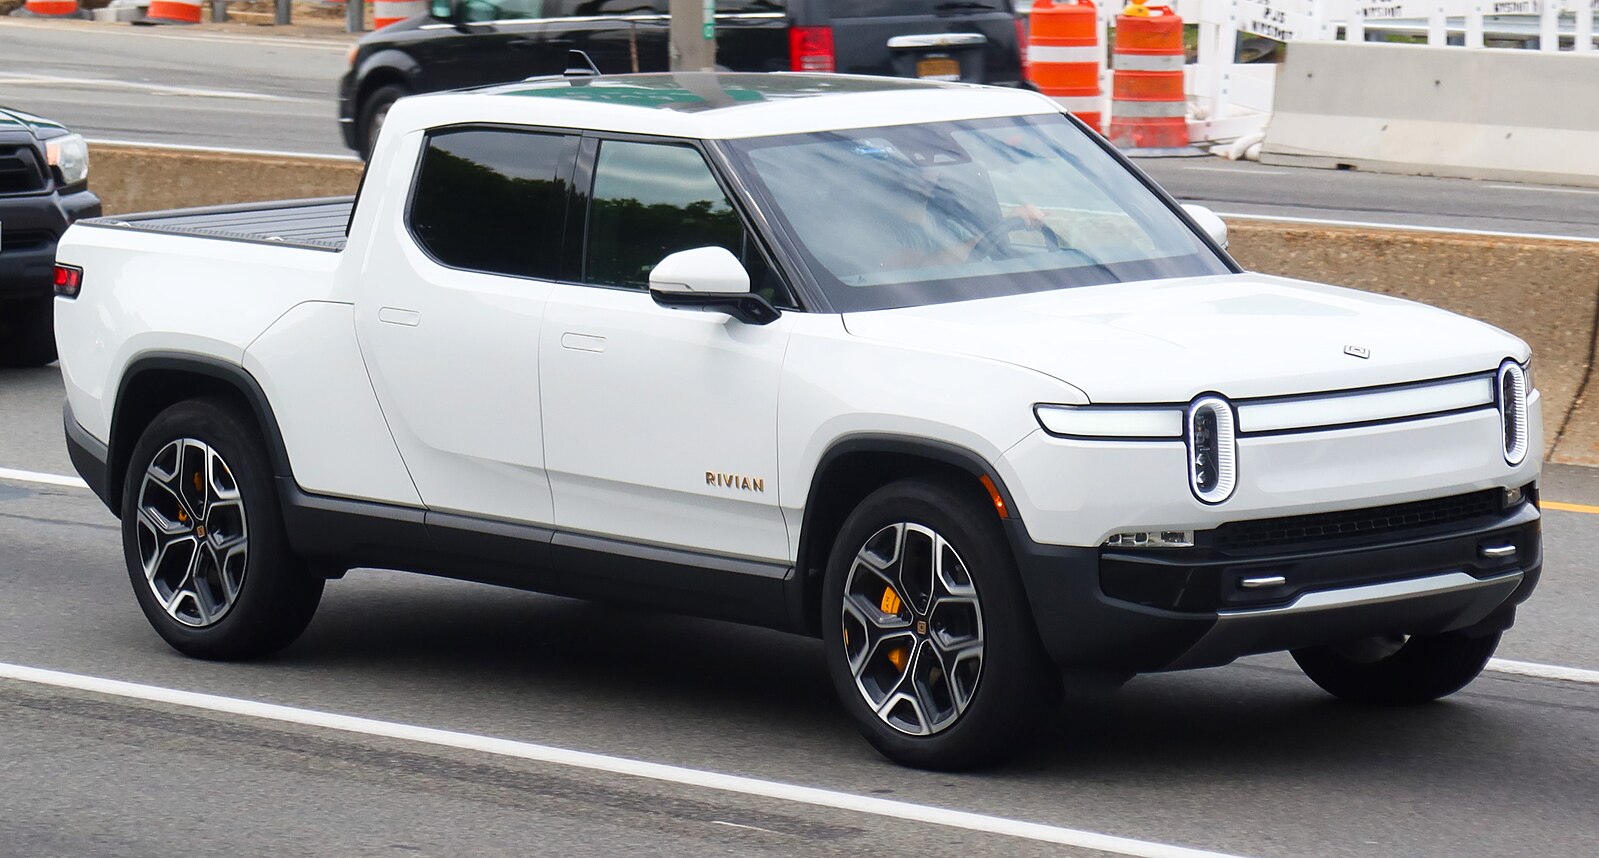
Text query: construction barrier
1261 41 1599 188
1025 0 1103 133
373 0 426 28
20 0 83 17
1106 1 1188 151
143 0 202 23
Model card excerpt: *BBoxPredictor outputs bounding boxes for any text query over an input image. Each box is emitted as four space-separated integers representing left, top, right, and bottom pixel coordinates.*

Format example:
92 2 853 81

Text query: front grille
0 144 48 194
1211 489 1503 551
0 229 55 252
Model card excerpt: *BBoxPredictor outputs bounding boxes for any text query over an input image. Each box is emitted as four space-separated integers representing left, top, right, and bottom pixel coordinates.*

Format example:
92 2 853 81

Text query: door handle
561 332 606 353
378 307 421 327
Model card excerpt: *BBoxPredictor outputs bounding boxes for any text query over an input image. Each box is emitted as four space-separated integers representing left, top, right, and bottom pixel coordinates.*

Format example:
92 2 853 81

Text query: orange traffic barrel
1106 2 1189 151
374 0 427 28
144 0 202 23
21 0 84 17
1026 0 1103 133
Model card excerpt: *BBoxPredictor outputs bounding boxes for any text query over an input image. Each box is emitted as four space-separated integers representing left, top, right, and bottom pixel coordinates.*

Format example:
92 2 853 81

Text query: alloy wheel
134 438 249 628
840 522 985 736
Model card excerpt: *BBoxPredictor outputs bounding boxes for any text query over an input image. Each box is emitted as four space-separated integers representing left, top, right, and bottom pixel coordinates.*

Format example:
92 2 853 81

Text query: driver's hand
1009 204 1048 228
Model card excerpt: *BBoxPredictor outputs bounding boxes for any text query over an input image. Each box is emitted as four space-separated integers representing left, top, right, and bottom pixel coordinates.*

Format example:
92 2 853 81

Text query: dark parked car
338 0 1026 157
0 106 101 367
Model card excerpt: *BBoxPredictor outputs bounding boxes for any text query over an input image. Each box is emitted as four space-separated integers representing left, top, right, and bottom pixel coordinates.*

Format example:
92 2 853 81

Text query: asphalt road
3 18 1599 239
2 362 1598 858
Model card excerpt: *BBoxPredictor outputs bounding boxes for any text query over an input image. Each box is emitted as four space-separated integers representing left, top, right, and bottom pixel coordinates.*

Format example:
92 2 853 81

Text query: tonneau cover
82 197 354 251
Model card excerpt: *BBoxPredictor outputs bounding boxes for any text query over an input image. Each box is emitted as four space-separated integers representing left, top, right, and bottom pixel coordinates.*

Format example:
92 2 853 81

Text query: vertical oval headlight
1187 396 1237 504
1498 360 1529 466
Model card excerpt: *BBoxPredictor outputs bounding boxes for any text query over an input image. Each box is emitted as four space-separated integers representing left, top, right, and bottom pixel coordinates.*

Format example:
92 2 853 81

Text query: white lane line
0 661 1249 858
0 71 308 102
86 138 359 162
0 467 89 489
1180 166 1291 175
1485 184 1599 196
1487 659 1599 685
1214 212 1599 244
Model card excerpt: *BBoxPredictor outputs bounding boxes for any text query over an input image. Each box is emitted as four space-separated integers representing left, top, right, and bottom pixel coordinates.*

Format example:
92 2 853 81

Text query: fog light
1105 530 1195 549
1504 485 1524 507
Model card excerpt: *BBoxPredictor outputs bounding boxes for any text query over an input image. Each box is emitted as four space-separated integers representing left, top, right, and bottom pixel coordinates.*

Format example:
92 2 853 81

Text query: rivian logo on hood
1344 345 1371 359
707 472 765 493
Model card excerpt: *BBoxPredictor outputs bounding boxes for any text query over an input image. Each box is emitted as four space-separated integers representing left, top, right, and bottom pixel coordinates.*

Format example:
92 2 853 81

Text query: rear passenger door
539 137 795 563
356 126 578 526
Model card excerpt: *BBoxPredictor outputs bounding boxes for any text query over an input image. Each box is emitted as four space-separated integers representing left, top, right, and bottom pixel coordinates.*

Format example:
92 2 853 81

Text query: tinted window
409 129 573 280
460 0 550 21
830 0 1008 16
585 140 788 304
544 0 668 14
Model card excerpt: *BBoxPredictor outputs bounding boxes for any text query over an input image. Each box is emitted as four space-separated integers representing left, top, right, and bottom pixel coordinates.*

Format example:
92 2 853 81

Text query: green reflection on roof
491 73 947 113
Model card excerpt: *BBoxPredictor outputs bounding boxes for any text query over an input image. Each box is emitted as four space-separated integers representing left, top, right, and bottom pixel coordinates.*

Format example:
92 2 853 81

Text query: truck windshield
721 113 1230 313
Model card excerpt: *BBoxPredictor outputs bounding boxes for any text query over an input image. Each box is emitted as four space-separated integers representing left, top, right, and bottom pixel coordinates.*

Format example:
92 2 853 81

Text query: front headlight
1034 404 1183 439
46 133 89 187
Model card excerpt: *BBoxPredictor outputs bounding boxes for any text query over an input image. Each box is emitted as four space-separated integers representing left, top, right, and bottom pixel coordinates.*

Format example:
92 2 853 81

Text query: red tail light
789 26 836 73
54 263 83 299
1015 18 1029 75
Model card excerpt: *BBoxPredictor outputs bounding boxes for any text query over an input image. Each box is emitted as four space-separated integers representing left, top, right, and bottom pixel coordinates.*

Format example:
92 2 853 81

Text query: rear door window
408 128 577 280
829 0 1009 16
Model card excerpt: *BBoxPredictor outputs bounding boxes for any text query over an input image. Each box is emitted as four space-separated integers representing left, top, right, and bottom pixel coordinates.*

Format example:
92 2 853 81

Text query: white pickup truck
55 71 1542 770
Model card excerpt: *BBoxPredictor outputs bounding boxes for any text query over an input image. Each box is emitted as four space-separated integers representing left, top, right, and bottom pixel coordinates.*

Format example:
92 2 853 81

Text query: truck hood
0 105 67 139
840 274 1528 402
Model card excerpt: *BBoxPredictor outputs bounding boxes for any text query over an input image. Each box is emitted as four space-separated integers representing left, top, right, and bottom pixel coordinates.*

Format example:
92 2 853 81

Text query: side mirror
1181 204 1228 250
649 246 779 326
428 0 456 20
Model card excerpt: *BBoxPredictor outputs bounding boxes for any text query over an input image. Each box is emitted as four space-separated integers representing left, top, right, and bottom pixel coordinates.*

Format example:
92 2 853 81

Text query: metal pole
669 0 716 71
347 0 365 32
211 0 227 21
274 0 289 25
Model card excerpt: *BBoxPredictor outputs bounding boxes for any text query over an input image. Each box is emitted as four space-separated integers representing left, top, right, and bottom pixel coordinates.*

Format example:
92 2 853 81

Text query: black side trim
107 353 294 517
63 401 112 509
280 488 800 633
650 288 780 325
809 434 1020 516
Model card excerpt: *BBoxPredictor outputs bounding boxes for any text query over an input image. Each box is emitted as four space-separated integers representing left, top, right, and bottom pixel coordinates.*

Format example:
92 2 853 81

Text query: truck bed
82 197 354 251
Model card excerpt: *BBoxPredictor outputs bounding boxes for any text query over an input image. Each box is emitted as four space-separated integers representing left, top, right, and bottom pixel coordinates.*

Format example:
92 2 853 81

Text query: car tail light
1016 18 1029 75
1498 360 1529 466
54 263 83 298
789 26 835 72
1187 396 1237 504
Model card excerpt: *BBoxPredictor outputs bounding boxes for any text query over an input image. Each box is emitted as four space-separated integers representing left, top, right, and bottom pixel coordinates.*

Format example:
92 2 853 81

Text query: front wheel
358 83 408 161
822 477 1060 770
1292 630 1501 704
121 398 323 660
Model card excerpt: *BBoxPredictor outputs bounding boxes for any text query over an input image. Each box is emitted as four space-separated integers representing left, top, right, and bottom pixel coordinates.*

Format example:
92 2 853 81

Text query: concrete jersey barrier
1261 41 1599 188
84 141 1599 465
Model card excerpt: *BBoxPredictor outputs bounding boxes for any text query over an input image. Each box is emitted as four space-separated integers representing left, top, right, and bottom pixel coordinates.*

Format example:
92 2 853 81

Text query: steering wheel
966 215 1065 262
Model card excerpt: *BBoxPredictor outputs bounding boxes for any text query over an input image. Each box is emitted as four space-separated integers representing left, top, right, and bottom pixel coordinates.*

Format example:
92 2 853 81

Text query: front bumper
0 187 101 301
1008 494 1542 673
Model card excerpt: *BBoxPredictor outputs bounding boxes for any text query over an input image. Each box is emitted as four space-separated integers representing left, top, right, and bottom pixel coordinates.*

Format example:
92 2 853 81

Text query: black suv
338 0 1025 157
0 107 101 367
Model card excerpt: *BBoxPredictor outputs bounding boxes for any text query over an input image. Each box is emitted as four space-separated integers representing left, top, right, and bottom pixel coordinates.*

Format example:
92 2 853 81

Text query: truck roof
387 72 1058 142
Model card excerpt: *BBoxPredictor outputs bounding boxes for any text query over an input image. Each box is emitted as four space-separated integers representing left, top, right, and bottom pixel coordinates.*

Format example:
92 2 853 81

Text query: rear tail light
1016 17 1029 75
789 25 836 72
54 263 83 299
1498 360 1529 466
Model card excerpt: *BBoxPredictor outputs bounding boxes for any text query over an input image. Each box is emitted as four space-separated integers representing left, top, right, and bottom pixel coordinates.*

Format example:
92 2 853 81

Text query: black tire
358 83 409 161
821 477 1061 771
120 397 323 660
1292 630 1501 704
0 296 58 368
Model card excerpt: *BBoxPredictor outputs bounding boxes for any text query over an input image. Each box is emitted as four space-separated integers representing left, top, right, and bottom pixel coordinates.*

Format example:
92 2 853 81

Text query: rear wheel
822 477 1060 770
121 398 323 660
359 83 409 161
0 296 58 368
1292 630 1501 704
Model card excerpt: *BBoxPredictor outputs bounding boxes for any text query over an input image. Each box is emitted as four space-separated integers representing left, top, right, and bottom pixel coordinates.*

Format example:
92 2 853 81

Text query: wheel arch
791 434 1020 636
107 353 293 518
